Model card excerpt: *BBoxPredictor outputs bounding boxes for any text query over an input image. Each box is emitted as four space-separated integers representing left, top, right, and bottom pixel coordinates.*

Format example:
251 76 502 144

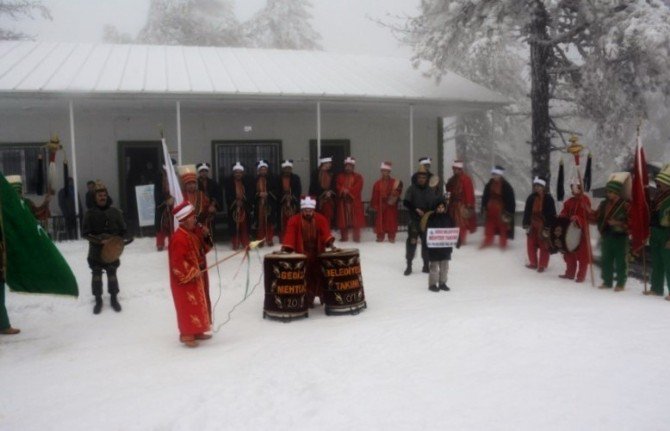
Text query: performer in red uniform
253 159 278 246
558 182 592 282
225 162 252 250
309 156 336 227
178 165 214 316
445 160 477 245
335 156 365 242
371 161 402 243
277 159 302 241
168 201 212 348
155 160 175 251
179 165 214 226
281 196 335 308
522 177 557 273
480 166 516 249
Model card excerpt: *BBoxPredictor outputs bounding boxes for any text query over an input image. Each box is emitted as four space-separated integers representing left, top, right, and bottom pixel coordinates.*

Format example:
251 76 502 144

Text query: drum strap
599 199 625 233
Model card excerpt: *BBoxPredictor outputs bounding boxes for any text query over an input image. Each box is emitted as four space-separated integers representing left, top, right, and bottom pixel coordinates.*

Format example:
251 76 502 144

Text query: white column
68 100 80 239
176 100 182 165
409 104 414 178
316 100 322 166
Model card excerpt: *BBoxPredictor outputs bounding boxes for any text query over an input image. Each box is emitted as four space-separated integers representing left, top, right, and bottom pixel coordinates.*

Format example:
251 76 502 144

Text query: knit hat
419 157 432 166
318 156 332 166
452 160 464 169
344 156 356 165
173 201 195 222
606 180 623 195
380 161 392 171
256 159 269 170
300 196 317 209
232 162 244 172
281 159 294 169
533 176 547 187
196 162 210 173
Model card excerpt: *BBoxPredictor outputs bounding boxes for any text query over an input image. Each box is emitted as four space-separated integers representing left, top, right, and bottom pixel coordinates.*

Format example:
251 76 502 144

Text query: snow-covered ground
1 229 669 431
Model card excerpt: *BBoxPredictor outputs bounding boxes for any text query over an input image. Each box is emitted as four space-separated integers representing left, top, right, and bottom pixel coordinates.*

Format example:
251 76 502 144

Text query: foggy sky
0 0 418 57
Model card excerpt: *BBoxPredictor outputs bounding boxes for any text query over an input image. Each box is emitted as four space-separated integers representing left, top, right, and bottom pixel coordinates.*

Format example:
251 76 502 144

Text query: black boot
93 296 103 314
428 285 440 292
403 262 412 276
110 294 122 312
439 283 450 291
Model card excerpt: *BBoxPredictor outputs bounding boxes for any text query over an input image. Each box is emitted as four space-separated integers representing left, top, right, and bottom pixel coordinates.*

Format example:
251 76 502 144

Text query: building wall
0 102 438 216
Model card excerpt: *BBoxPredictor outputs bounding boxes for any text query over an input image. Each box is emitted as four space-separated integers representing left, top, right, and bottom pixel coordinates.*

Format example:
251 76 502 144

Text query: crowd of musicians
2 152 670 347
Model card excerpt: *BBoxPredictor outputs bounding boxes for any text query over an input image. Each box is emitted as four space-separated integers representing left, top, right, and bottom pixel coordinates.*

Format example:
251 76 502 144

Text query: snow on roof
0 41 507 106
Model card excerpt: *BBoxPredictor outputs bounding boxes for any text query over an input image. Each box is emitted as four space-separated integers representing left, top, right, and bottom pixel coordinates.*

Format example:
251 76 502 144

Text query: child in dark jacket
423 198 457 292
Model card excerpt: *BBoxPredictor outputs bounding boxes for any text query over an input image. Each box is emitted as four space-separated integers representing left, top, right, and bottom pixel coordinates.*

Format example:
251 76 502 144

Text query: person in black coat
196 162 223 212
277 159 302 240
480 166 516 249
403 167 439 275
423 198 457 292
224 162 253 249
522 177 557 272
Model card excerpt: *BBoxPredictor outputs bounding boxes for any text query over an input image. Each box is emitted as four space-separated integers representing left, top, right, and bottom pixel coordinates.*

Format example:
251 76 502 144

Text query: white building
0 41 506 228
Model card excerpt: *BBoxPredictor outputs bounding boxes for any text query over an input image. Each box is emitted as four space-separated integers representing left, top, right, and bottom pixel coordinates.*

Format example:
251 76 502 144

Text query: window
0 144 48 194
212 140 282 181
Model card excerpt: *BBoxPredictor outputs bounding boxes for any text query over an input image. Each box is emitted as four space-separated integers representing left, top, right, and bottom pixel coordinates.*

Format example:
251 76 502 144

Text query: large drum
263 252 308 321
319 248 367 316
549 216 583 254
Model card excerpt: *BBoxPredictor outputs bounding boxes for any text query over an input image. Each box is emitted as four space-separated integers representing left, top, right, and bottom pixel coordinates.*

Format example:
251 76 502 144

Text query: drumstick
201 239 265 273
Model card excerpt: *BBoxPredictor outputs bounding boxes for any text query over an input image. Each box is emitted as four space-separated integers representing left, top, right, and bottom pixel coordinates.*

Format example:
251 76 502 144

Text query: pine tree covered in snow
102 25 134 44
245 0 321 50
0 0 51 40
137 0 244 47
402 0 670 185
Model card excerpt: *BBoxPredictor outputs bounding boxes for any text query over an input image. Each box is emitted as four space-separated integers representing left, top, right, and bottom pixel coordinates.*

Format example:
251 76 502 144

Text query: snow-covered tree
245 0 321 50
0 0 51 40
102 25 134 44
402 0 670 185
136 0 244 47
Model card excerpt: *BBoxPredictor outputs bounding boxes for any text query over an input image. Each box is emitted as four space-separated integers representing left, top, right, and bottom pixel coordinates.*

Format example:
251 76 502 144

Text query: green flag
0 173 78 297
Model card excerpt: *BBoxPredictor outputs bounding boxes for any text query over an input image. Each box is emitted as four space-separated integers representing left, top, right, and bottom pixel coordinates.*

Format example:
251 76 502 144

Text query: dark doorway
309 139 351 176
118 141 162 234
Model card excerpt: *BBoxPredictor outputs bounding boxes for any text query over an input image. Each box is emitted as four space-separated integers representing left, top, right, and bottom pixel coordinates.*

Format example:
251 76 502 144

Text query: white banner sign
135 184 155 227
426 227 460 248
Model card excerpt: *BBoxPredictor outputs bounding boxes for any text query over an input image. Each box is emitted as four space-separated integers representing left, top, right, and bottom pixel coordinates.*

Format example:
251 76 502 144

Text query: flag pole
636 119 649 294
567 137 596 287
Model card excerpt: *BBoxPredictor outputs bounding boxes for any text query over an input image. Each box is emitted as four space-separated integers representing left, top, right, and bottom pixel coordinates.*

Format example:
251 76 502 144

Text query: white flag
161 138 183 231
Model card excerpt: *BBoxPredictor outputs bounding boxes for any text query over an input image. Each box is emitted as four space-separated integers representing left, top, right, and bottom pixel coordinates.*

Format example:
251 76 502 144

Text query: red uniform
335 172 365 242
282 212 334 307
168 226 211 338
446 173 477 244
559 193 592 281
371 177 402 242
184 190 211 226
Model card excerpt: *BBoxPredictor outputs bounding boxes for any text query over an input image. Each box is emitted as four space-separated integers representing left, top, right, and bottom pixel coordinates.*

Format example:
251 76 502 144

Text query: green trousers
0 281 11 331
650 227 670 295
601 234 628 288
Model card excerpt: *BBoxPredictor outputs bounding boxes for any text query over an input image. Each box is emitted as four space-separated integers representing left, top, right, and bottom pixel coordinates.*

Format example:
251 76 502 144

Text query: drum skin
100 236 125 263
263 252 309 320
319 248 367 315
550 217 582 254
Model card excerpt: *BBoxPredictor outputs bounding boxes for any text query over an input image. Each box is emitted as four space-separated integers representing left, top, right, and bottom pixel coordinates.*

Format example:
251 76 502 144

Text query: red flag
629 136 649 253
